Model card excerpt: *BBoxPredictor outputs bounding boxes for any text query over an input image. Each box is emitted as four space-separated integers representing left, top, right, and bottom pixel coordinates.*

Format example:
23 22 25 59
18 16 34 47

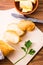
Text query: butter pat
22 8 32 12
30 0 36 4
20 1 33 12
0 50 4 60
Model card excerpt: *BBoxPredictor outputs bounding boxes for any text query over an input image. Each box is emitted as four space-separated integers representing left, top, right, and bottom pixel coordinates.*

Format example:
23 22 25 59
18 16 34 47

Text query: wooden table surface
0 0 43 65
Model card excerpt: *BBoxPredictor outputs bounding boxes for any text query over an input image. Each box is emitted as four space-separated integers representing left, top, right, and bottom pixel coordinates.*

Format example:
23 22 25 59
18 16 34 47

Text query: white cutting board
0 8 43 65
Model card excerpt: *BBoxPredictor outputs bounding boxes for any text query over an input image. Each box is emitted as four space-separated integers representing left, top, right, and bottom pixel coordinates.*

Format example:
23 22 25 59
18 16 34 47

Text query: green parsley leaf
21 47 26 52
25 40 32 49
29 49 35 55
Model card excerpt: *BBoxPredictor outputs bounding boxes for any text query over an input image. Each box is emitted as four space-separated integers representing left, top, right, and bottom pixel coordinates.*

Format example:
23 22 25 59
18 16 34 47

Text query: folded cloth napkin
0 50 4 60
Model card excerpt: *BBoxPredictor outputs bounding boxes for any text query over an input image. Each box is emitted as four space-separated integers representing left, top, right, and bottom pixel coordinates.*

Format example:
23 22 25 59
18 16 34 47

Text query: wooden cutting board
0 0 43 65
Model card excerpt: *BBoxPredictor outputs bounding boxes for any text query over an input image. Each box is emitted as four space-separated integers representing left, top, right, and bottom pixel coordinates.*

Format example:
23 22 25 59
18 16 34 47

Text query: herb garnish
14 40 35 65
29 49 35 55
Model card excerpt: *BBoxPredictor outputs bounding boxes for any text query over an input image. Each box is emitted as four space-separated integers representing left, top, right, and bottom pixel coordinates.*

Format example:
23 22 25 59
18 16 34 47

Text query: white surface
0 8 43 64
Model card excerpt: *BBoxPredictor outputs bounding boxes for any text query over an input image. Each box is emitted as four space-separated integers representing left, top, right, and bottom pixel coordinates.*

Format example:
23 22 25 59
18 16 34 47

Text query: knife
11 13 43 23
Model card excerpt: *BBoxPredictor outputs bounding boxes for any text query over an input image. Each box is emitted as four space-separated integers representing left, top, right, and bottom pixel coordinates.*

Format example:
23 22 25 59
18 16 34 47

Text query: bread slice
18 20 35 31
26 20 35 31
4 31 20 44
20 1 33 12
7 23 24 36
18 20 28 31
0 40 14 56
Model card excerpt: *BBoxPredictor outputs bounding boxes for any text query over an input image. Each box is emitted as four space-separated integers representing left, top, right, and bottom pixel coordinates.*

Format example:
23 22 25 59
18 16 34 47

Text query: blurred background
0 0 14 10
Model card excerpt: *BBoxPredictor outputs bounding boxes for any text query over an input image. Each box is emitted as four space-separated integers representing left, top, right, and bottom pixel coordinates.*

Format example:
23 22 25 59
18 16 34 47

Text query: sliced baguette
4 31 20 44
7 23 24 36
0 40 14 56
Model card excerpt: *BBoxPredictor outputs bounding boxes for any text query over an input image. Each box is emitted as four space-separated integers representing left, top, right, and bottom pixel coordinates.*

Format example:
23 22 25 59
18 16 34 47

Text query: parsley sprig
14 40 35 65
